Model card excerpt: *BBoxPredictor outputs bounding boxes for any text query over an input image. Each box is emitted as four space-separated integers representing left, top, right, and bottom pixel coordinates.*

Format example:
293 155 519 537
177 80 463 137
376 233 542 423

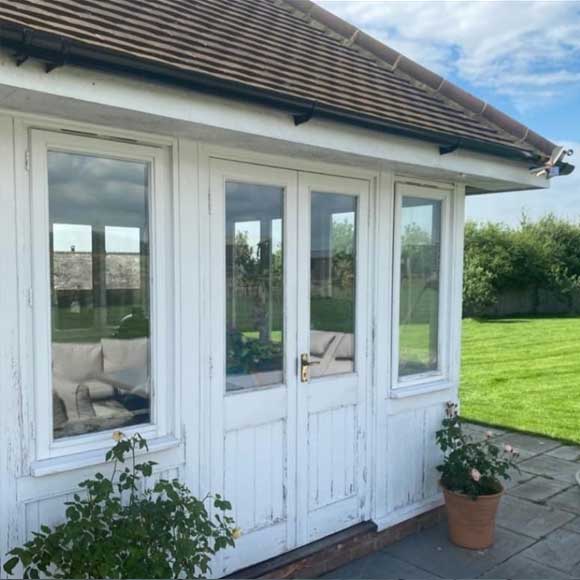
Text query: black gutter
1 23 573 174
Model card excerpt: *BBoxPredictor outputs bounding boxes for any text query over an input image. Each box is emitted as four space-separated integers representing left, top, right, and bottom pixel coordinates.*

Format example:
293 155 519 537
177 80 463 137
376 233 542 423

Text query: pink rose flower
485 431 493 439
470 468 481 482
504 444 514 453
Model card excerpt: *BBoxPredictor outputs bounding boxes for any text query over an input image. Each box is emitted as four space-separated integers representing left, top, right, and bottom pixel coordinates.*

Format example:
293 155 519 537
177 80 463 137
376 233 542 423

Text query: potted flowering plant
436 402 519 550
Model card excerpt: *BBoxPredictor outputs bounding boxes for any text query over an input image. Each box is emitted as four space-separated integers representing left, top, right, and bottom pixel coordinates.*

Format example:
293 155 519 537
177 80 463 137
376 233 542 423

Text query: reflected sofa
52 337 150 438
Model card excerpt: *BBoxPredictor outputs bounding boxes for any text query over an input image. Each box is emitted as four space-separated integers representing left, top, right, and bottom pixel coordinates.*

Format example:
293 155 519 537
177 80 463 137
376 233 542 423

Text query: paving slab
520 527 580 574
323 550 439 579
463 423 505 443
564 516 580 534
503 467 535 490
547 445 580 462
480 553 571 579
494 432 561 455
512 448 537 463
496 495 575 538
509 476 570 502
328 426 580 580
382 522 534 579
548 486 580 514
519 454 580 484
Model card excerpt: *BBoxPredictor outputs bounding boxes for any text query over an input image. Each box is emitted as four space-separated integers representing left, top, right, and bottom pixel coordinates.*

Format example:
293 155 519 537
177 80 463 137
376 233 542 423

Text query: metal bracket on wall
14 30 32 67
439 142 461 156
293 101 317 126
45 41 70 73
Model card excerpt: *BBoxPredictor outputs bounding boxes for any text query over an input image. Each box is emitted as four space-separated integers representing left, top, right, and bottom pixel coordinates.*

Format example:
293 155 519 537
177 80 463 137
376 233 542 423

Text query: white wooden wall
0 109 465 574
0 114 23 565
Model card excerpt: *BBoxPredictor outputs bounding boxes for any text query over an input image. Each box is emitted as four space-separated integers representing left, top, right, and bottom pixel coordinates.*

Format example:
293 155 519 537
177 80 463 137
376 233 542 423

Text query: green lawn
460 316 580 444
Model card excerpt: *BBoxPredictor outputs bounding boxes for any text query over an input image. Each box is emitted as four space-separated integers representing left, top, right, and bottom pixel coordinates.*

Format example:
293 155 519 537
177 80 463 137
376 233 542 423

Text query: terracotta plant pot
442 485 504 550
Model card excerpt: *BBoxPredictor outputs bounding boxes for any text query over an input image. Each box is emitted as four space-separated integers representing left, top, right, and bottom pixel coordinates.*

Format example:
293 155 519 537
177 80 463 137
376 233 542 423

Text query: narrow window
49 152 151 439
398 196 442 378
310 193 357 377
225 182 284 392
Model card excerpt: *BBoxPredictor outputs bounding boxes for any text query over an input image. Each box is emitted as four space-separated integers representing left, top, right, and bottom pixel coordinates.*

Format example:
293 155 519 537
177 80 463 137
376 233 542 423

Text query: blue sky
316 0 580 227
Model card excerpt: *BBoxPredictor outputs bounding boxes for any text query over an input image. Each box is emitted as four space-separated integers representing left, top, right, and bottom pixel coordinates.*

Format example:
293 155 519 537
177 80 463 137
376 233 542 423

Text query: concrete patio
325 424 580 579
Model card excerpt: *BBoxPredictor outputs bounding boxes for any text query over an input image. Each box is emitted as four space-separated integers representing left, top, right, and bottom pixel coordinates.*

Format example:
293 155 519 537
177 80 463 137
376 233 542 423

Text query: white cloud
314 1 580 226
315 0 580 111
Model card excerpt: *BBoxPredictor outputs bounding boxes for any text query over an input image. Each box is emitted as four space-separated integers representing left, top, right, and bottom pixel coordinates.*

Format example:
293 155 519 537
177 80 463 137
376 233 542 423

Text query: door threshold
226 522 376 579
226 506 444 579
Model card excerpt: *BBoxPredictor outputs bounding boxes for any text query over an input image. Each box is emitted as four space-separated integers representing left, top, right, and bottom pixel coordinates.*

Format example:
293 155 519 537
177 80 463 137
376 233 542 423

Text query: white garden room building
0 0 573 576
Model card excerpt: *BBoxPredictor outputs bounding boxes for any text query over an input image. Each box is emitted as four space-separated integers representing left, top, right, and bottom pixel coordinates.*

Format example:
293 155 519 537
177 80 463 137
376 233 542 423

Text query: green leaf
3 556 19 574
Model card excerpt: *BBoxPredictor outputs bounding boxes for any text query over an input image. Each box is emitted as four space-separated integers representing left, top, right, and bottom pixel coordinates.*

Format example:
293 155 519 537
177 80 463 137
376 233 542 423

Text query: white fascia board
0 51 548 193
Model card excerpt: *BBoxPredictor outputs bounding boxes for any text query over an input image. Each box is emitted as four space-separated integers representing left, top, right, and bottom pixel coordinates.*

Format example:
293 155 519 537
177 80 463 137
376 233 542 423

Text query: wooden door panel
307 496 361 542
307 404 357 510
224 420 287 533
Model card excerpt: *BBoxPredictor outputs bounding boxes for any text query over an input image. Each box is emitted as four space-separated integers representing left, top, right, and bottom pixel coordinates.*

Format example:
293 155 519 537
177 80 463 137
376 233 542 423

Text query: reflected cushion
334 333 354 361
102 337 149 373
52 342 102 382
52 375 96 422
310 330 336 357
53 391 68 428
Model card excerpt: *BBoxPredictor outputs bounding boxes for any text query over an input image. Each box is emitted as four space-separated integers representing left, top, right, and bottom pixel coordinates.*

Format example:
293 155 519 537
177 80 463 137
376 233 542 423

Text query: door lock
300 353 320 383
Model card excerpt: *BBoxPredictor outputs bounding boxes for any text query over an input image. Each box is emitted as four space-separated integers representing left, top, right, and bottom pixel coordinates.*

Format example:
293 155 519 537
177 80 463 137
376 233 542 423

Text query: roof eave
0 23 548 166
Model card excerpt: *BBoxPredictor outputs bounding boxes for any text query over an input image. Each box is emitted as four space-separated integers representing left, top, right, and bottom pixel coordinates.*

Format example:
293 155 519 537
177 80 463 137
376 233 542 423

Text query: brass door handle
300 353 320 383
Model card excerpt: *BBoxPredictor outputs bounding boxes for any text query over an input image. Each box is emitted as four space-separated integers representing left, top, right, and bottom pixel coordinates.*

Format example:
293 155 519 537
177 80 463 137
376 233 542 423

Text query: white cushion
334 333 354 361
310 330 336 357
52 342 102 382
101 337 149 374
82 380 116 401
326 359 354 375
52 391 68 428
52 375 96 422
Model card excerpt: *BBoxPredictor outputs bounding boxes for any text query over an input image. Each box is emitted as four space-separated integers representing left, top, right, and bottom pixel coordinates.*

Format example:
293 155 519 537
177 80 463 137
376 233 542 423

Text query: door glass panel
49 152 151 440
226 182 284 392
398 196 442 377
310 193 357 377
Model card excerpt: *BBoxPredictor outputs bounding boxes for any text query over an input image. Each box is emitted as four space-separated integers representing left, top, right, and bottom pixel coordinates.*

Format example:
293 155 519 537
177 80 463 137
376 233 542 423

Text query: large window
49 152 151 439
394 186 449 387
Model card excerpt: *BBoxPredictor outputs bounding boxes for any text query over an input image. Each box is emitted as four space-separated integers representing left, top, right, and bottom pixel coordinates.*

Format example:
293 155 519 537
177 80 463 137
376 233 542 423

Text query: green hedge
463 215 580 317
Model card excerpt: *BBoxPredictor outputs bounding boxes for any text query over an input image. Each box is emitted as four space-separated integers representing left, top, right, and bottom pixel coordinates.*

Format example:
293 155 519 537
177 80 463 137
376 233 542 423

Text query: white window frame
391 182 453 394
28 129 175 465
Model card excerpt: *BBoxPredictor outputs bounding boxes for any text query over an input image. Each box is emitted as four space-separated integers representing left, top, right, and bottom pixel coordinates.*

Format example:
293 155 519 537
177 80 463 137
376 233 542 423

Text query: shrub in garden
3 432 240 579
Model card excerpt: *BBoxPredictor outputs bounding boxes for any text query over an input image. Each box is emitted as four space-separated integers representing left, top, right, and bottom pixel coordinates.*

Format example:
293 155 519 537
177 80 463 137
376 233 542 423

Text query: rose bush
436 402 519 498
4 433 239 579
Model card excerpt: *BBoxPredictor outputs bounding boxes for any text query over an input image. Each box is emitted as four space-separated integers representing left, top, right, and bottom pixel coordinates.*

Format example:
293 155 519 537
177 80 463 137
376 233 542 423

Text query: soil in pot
443 486 504 550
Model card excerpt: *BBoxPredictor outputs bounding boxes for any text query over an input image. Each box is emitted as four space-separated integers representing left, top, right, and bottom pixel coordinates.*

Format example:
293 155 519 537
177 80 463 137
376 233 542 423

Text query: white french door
208 160 370 574
296 173 370 544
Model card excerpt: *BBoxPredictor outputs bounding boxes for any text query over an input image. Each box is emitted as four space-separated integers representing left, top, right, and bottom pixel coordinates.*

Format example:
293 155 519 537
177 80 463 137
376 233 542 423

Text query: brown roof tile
0 0 557 160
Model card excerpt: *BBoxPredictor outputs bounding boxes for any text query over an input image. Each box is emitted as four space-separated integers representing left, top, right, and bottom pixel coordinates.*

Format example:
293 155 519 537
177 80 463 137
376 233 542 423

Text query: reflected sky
402 197 441 240
48 151 149 253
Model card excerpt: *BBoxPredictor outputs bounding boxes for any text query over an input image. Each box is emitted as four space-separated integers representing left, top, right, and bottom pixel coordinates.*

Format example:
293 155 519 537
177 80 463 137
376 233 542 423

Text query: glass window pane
399 196 442 378
49 152 151 439
310 193 356 377
226 182 284 392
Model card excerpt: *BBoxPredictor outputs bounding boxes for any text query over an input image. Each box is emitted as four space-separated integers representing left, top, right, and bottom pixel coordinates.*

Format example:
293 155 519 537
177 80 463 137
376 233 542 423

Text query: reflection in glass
49 152 151 439
310 193 356 377
399 196 442 377
226 182 284 391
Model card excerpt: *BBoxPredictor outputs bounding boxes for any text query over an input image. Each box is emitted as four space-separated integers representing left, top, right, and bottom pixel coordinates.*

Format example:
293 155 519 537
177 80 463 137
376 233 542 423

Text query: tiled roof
0 0 557 161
